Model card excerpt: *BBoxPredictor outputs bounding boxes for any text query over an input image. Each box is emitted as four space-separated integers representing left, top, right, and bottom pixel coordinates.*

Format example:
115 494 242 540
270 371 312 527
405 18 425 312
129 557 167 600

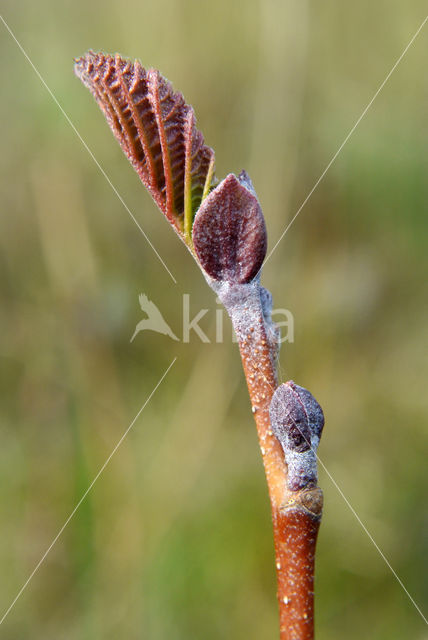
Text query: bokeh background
1 1 427 638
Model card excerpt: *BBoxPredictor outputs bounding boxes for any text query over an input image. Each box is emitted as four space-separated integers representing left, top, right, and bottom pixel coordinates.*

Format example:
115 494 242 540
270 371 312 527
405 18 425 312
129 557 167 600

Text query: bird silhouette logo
130 294 179 342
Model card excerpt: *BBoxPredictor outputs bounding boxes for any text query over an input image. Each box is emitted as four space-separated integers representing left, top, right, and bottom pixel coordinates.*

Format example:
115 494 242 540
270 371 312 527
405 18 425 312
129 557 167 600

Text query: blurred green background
1 1 427 638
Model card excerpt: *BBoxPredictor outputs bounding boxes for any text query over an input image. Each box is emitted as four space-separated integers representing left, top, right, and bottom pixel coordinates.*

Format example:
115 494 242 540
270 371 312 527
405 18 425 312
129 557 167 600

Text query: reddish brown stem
75 50 323 638
275 491 322 639
229 286 322 640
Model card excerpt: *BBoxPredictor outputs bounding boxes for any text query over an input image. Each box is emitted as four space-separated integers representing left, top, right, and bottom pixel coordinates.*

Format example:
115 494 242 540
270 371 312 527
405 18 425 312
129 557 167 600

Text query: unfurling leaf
74 51 216 245
192 171 267 284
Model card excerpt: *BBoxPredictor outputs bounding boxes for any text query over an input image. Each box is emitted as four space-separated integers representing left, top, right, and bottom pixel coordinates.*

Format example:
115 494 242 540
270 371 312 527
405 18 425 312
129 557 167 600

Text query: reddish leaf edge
74 51 217 251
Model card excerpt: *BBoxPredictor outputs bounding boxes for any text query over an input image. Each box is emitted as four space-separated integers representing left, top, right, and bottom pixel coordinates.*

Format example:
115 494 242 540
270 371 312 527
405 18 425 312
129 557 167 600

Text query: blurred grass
0 1 427 638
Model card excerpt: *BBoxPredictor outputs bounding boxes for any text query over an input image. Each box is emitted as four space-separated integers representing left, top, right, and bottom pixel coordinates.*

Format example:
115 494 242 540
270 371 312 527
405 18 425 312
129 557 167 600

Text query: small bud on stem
269 382 324 491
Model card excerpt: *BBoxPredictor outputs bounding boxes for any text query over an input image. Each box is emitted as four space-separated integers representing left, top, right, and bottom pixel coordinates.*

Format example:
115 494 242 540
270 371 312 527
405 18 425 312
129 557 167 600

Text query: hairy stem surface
219 282 322 639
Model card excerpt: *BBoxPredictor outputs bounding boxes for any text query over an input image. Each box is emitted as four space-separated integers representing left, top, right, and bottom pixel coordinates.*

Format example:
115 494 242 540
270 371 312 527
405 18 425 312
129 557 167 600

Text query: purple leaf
192 172 267 283
74 52 215 244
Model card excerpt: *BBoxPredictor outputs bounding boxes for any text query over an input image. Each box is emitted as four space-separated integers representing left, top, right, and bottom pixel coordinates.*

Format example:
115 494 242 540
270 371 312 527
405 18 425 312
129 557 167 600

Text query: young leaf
192 171 267 284
74 51 216 245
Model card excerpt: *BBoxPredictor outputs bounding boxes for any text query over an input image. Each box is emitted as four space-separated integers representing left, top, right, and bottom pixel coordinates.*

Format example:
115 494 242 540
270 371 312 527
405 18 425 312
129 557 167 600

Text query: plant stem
275 489 322 639
221 282 322 640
